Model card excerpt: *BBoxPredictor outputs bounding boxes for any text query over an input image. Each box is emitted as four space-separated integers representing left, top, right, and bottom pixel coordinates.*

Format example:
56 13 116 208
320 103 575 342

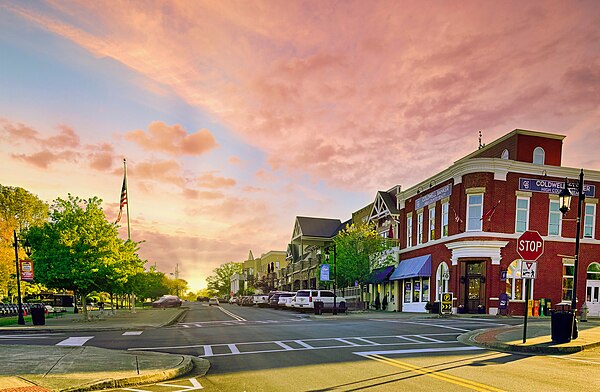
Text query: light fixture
558 177 572 216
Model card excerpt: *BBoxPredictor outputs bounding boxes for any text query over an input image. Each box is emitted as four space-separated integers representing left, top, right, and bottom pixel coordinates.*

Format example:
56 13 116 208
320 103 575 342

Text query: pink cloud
228 156 242 165
12 150 76 168
196 173 236 188
125 121 218 156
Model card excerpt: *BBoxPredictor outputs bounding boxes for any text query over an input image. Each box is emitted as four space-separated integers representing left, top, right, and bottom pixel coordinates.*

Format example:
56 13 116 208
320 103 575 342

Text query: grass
0 315 33 326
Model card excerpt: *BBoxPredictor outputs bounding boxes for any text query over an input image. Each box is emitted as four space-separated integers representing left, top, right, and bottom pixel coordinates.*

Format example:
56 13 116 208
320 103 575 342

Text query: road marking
294 339 314 349
203 345 213 356
0 334 63 339
123 388 150 392
122 331 143 336
56 336 94 346
156 377 203 390
354 346 485 356
336 338 359 346
227 343 240 354
217 306 246 321
353 337 380 345
396 335 424 343
416 334 443 343
362 352 504 392
403 321 470 332
549 355 600 365
274 341 294 350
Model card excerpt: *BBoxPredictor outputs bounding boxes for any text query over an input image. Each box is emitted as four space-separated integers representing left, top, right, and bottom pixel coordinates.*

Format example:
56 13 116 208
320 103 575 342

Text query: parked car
284 295 297 308
277 292 295 308
294 290 346 310
152 295 182 308
253 295 269 307
208 297 220 306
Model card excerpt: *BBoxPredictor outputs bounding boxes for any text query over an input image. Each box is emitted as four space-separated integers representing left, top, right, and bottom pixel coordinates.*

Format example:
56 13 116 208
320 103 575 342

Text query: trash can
551 310 574 343
432 301 440 314
314 301 324 315
30 304 46 326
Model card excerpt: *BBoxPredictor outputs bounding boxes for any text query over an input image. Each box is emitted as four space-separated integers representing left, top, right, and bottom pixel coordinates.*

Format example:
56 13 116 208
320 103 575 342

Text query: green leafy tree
333 222 394 299
28 194 140 319
206 262 242 297
0 185 48 302
128 270 170 301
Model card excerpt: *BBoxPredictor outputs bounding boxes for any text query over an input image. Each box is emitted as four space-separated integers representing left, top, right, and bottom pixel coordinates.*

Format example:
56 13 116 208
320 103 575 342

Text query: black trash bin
432 302 440 314
314 301 323 315
551 310 574 343
30 304 46 326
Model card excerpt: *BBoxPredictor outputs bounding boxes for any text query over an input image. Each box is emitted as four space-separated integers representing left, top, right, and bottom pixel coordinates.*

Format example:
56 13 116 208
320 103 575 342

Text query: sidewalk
0 307 209 392
459 318 600 354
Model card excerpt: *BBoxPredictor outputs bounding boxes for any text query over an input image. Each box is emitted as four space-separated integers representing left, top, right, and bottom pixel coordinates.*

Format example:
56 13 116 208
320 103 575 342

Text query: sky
1 1 599 291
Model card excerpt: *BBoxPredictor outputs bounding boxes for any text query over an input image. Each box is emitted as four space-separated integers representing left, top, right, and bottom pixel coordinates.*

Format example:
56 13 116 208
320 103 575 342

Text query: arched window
436 262 449 301
588 263 600 280
533 147 545 165
501 149 509 160
506 259 533 300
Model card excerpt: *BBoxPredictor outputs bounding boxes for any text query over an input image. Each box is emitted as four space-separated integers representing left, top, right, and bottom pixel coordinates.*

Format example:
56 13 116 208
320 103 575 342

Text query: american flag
481 200 501 221
115 177 127 224
451 205 463 223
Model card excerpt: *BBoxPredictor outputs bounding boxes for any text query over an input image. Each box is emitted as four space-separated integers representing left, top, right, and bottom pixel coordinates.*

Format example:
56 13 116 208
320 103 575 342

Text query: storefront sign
519 178 596 197
320 264 330 281
415 184 452 210
20 259 34 282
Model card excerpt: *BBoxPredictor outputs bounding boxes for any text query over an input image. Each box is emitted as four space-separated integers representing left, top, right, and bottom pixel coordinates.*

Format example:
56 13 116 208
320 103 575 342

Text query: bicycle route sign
441 292 453 315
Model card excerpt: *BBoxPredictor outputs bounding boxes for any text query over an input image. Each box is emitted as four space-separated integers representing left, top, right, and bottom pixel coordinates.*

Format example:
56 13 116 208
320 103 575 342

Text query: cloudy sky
1 1 599 290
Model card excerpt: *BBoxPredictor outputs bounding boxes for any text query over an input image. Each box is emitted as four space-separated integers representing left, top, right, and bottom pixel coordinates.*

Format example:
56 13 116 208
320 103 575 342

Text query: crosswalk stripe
203 345 213 356
228 344 240 354
294 340 314 349
275 341 294 350
56 336 93 346
396 335 422 343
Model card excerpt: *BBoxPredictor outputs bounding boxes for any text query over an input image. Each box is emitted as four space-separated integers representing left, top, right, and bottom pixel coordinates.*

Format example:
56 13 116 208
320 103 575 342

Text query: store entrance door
463 261 486 313
586 280 600 317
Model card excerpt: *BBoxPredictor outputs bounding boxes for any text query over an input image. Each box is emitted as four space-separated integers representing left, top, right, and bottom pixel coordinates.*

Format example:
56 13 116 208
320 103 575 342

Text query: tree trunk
81 295 88 321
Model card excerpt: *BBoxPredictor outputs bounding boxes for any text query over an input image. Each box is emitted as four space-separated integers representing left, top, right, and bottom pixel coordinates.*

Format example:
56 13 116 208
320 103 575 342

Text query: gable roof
294 216 343 239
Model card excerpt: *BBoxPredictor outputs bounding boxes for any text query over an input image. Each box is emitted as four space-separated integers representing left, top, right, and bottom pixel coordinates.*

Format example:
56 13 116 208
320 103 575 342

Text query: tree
0 185 48 302
128 270 170 301
28 194 141 319
206 262 242 297
333 222 394 300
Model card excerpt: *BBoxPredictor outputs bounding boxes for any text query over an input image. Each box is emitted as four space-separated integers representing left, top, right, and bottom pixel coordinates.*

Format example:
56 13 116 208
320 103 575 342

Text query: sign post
441 292 453 316
517 230 544 343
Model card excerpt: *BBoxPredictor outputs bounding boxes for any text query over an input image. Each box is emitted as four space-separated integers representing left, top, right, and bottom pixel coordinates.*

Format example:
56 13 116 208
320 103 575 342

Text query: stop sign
517 230 544 261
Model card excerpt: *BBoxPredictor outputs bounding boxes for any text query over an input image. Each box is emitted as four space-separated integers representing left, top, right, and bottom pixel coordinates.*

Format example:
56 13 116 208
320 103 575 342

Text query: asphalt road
3 303 600 391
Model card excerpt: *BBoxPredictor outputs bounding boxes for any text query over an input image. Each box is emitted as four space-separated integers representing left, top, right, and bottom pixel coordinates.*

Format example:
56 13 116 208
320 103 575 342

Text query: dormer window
501 149 509 159
533 147 545 165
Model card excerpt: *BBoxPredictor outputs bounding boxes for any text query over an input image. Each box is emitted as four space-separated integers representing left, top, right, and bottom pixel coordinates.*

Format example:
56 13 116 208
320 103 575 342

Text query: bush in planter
424 302 432 312
458 304 465 314
477 304 486 314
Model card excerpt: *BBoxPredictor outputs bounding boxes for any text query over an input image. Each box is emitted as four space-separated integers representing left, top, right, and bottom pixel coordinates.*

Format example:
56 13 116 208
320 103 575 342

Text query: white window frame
428 206 436 241
506 260 534 301
584 203 596 239
441 202 449 238
436 262 449 302
533 147 545 165
548 199 562 237
406 215 413 248
417 212 423 245
515 196 530 233
466 193 483 231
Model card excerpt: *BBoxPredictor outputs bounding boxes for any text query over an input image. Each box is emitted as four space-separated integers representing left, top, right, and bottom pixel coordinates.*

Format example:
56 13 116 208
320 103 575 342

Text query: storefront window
562 259 574 301
404 281 412 303
587 263 600 280
421 277 429 302
413 279 421 302
506 259 533 300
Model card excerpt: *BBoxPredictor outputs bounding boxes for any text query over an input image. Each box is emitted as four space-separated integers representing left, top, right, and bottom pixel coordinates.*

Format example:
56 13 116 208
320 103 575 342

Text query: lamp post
558 169 585 339
13 230 31 325
325 244 337 315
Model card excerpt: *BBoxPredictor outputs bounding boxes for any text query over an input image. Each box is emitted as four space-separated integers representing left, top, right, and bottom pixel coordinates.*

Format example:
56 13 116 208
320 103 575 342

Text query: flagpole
124 158 131 241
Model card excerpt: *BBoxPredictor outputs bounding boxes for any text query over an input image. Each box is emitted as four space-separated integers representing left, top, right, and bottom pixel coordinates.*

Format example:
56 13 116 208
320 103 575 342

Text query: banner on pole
20 259 34 282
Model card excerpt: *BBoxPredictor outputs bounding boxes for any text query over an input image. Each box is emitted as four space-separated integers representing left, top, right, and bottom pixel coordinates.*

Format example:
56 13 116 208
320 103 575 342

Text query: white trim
445 240 509 266
465 187 486 194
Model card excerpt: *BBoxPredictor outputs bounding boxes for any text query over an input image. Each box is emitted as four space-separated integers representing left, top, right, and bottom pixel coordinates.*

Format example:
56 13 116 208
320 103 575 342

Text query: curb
458 327 600 355
61 354 195 392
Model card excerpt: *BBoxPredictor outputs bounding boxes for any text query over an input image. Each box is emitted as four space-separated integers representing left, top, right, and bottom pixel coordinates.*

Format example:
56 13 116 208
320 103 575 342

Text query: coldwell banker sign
519 178 596 197
415 184 453 210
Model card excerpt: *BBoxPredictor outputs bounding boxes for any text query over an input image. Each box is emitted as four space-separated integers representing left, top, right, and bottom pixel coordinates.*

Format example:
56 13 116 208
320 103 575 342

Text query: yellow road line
367 354 506 392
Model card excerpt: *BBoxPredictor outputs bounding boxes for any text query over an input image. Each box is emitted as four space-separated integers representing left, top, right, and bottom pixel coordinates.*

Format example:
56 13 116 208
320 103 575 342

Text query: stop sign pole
517 230 544 343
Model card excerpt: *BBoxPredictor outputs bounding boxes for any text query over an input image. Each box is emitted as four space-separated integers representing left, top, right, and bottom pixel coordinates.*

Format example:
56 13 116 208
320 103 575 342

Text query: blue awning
367 265 395 284
390 255 432 280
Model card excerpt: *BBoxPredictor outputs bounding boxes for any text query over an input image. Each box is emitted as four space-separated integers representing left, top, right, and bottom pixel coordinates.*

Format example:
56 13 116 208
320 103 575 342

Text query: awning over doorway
367 265 396 284
390 255 432 280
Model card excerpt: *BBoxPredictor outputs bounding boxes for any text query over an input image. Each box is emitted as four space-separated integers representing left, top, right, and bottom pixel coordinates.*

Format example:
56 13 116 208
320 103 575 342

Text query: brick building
388 129 600 315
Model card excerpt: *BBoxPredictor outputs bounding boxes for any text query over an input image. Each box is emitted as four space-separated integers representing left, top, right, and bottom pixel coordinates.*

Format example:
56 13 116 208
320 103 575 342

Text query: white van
252 295 269 307
294 290 346 309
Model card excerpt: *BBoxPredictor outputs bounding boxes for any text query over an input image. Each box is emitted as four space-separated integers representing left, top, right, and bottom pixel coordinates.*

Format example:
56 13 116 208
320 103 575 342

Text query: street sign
441 292 453 315
517 230 544 261
521 261 537 279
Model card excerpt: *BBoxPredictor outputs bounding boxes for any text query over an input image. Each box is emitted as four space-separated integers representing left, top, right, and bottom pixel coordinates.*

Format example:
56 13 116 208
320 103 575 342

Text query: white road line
294 340 314 349
354 346 486 356
228 344 240 354
123 388 150 392
549 355 600 365
217 306 246 321
415 335 444 343
403 321 470 332
353 337 380 345
336 338 359 346
396 335 423 343
203 345 213 357
0 334 63 339
275 341 294 350
122 331 143 336
56 336 94 346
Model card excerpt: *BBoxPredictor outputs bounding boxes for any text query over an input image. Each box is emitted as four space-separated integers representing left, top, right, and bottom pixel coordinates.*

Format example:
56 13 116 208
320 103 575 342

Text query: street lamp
325 244 337 315
558 169 585 339
13 230 31 325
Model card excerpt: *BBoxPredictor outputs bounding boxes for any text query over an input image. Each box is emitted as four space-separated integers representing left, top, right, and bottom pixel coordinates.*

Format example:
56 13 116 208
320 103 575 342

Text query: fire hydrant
581 302 588 322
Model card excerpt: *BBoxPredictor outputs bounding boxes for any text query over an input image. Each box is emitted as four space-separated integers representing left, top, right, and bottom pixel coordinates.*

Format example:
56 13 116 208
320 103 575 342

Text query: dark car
152 295 182 308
